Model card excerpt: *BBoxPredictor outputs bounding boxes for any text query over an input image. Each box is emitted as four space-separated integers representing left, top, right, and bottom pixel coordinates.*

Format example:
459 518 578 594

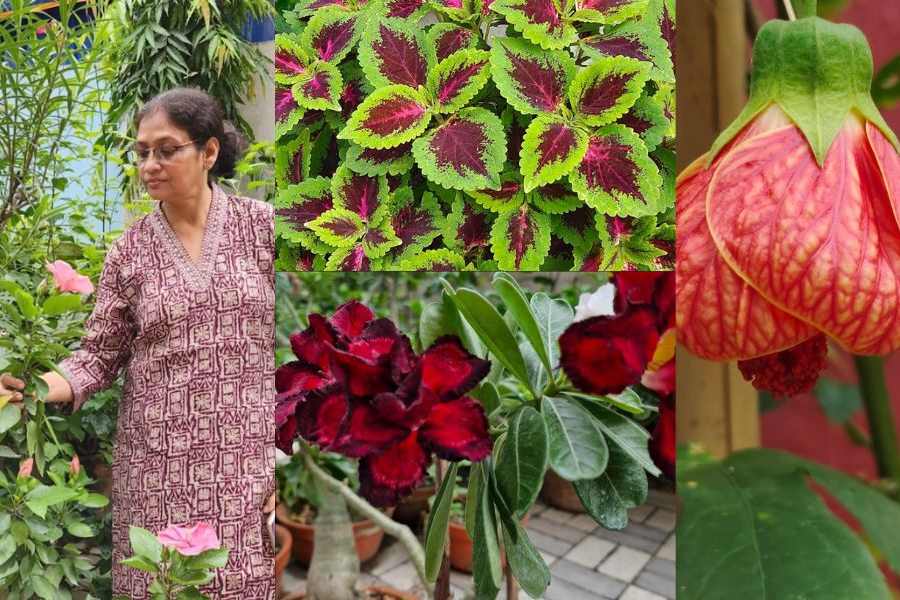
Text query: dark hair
134 88 247 179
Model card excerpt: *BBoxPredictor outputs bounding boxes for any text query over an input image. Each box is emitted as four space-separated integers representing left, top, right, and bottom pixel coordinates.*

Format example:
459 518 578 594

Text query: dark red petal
289 320 335 372
275 360 329 394
419 396 492 461
419 336 491 400
613 272 674 331
275 398 300 454
650 397 675 480
296 385 350 449
737 335 828 397
560 307 660 395
335 403 410 458
373 382 436 430
359 432 429 507
329 300 375 339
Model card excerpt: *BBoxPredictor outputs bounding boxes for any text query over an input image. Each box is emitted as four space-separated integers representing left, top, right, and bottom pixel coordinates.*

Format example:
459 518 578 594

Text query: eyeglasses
129 140 198 165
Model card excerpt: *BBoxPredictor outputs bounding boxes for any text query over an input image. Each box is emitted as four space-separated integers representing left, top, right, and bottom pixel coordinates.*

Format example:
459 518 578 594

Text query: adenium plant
274 0 675 271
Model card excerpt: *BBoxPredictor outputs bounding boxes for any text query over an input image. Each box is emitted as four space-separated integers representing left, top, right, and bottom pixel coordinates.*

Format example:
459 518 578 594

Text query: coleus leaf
605 0 674 83
620 93 669 151
445 194 493 255
293 61 344 111
426 23 478 63
275 130 310 187
307 207 367 247
275 34 311 86
580 30 652 62
390 190 445 258
345 142 414 176
396 249 469 271
571 0 648 25
293 0 351 18
569 125 661 217
326 244 372 270
359 19 430 89
491 204 551 270
331 164 390 223
491 0 577 50
412 107 506 191
339 85 432 149
276 85 306 139
490 37 575 116
430 0 473 21
520 115 588 192
467 175 524 213
427 49 492 114
530 183 582 214
362 219 402 258
301 7 360 64
383 0 427 18
553 205 598 252
275 178 335 251
569 56 649 127
654 84 675 139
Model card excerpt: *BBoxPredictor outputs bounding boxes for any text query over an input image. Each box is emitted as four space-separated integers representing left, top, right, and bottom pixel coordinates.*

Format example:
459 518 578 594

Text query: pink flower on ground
46 260 94 295
156 523 220 556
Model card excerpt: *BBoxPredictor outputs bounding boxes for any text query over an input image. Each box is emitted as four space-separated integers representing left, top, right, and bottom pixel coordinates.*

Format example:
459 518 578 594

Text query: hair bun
211 120 248 179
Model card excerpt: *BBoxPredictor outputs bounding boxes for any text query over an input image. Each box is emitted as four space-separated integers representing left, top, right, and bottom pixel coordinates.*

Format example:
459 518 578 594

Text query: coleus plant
275 272 673 598
274 0 675 271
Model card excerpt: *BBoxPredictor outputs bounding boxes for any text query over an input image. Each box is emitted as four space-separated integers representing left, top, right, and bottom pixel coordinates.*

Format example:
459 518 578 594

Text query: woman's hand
0 373 26 403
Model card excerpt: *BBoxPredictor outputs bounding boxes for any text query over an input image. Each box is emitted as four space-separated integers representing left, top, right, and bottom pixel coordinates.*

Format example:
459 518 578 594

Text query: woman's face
135 110 219 203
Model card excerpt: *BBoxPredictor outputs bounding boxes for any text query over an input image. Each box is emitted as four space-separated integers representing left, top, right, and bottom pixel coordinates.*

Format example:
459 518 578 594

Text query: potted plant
274 523 293 595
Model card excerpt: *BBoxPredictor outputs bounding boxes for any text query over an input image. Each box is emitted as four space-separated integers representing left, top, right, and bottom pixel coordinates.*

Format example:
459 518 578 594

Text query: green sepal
339 85 432 149
427 49 492 113
292 61 344 111
569 56 649 127
490 204 551 271
490 37 575 116
395 249 470 271
520 115 588 192
306 207 366 247
708 16 900 166
491 0 578 50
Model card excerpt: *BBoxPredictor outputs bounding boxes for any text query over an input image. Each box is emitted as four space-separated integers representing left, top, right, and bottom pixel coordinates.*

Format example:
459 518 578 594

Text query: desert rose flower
676 17 900 397
46 260 94 295
275 301 492 506
156 523 220 556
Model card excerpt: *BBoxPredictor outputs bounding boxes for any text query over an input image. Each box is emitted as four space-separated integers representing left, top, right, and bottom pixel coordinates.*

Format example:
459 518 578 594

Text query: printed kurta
59 185 276 599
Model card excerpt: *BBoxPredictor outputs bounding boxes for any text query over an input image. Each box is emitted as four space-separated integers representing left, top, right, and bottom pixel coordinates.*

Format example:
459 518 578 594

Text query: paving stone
380 561 420 591
597 547 651 582
545 576 615 600
619 585 667 600
628 505 655 523
646 490 677 510
552 559 627 598
656 535 675 561
564 536 616 569
645 509 676 533
527 517 591 544
634 571 676 599
449 569 472 590
569 514 600 533
370 541 410 576
540 550 560 567
528 528 575 557
594 528 663 554
643 557 675 580
281 564 307 595
541 507 576 525
622 522 669 543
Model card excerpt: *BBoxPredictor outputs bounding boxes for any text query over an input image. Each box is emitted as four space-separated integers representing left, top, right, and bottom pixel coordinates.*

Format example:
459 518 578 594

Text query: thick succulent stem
854 355 900 487
307 482 359 600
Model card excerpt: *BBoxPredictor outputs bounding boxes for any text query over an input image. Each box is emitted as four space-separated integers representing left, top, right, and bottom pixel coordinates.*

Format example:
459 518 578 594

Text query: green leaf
490 204 551 271
622 92 670 152
362 220 402 259
185 547 229 570
339 85 432 149
0 404 21 435
494 406 548 518
814 379 862 424
170 570 214 586
24 485 79 518
274 178 334 252
121 555 159 573
465 458 482 537
301 8 360 65
292 61 343 112
491 0 577 50
492 273 551 376
499 518 551 598
424 462 458 582
78 493 110 508
412 107 507 191
129 526 163 563
306 208 366 247
66 522 93 537
569 56 649 127
358 18 430 89
571 0 647 25
529 292 574 370
395 249 468 271
577 399 661 477
31 574 57 600
520 116 588 192
0 281 37 320
472 463 503 598
345 143 414 177
0 535 15 565
274 34 310 86
41 294 83 316
573 442 648 529
427 49 492 113
489 37 575 116
542 396 609 480
678 449 892 600
450 288 531 388
425 22 479 65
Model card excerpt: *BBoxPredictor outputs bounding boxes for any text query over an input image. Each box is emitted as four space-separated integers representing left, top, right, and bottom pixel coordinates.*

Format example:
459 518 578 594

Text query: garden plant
273 0 675 271
677 1 900 597
275 272 674 598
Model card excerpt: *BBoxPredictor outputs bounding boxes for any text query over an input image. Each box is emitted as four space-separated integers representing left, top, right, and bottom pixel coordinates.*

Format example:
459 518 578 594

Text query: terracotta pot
280 585 419 600
540 470 586 513
274 524 292 596
275 504 389 566
448 519 474 573
392 483 436 527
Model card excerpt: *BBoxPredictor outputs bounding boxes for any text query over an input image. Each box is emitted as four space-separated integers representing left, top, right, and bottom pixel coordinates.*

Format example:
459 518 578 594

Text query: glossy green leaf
472 462 503 598
573 441 648 530
541 396 608 481
494 406 548 518
529 292 574 370
24 485 79 519
41 294 83 316
499 517 550 598
492 273 551 374
577 398 661 476
424 462 458 582
0 404 21 435
129 526 163 563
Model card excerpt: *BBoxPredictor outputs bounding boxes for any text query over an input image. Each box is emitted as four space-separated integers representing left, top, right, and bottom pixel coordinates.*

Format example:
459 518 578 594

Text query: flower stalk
853 355 900 487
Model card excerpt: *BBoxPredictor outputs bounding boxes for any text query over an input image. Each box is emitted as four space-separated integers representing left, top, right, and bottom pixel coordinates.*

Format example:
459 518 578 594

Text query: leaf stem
853 355 900 486
782 0 797 20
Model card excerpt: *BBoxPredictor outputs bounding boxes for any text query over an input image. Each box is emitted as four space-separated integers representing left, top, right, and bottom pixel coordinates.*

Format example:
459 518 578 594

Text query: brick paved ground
281 489 676 599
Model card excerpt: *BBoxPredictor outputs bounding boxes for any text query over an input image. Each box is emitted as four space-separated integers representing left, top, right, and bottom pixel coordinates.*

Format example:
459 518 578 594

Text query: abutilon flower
275 301 492 506
676 17 900 396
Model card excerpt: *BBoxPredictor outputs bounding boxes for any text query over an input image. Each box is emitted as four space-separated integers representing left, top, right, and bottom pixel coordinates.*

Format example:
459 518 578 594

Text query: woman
1 88 276 598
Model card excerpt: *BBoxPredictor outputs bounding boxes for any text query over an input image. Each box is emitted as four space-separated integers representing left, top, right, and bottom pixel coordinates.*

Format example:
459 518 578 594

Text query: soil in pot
275 503 390 565
541 469 587 513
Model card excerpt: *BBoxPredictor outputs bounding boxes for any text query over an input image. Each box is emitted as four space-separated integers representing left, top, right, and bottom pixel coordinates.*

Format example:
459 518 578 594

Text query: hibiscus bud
676 17 900 395
46 260 95 295
18 458 34 478
69 454 81 476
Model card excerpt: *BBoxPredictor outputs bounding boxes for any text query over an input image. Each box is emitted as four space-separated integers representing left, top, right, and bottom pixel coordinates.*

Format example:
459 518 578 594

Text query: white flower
574 283 616 322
